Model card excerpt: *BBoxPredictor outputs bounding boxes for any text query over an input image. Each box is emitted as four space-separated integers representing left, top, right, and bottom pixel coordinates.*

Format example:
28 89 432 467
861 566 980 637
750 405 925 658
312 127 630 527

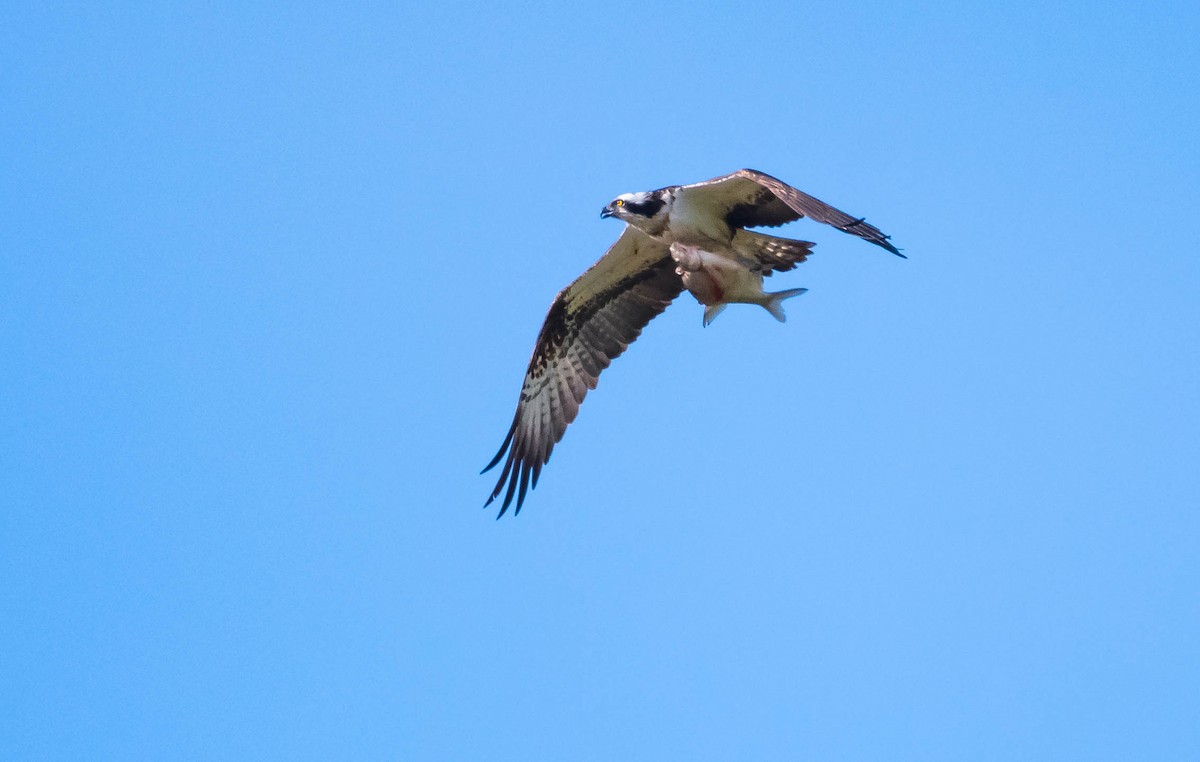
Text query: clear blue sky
3 2 1199 759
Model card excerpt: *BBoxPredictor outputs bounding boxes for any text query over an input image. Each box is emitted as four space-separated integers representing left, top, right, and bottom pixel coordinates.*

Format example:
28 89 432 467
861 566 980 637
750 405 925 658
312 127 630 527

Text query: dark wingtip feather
837 217 904 258
499 465 520 516
492 492 511 520
516 463 532 514
876 238 906 257
485 449 519 518
481 417 518 474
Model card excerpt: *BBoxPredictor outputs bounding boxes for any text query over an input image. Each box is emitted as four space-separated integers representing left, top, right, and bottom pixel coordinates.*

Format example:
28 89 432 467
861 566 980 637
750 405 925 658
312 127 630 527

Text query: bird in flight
482 169 902 517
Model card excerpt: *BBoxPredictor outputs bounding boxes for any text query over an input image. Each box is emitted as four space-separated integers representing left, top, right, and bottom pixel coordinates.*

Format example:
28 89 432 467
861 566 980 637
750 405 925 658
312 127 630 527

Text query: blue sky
3 2 1198 759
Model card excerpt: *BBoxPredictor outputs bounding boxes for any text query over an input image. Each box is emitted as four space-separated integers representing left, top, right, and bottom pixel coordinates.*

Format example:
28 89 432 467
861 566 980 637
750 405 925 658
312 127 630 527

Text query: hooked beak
600 205 614 219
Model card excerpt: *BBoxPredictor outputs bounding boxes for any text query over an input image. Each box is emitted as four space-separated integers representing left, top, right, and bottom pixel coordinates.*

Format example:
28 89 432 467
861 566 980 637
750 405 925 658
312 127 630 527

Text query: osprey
482 169 902 517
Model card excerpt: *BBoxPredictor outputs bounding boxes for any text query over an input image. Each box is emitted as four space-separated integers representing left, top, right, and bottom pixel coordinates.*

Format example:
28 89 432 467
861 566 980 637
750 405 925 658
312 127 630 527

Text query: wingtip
492 498 519 520
487 479 531 519
490 493 511 519
874 237 905 258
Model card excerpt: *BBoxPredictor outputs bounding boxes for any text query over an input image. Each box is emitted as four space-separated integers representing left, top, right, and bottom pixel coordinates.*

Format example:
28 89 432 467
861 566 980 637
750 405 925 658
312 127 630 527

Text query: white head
600 188 672 235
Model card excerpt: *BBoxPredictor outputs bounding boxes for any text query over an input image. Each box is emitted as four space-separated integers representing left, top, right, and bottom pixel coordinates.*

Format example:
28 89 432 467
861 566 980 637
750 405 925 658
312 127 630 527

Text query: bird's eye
614 199 625 207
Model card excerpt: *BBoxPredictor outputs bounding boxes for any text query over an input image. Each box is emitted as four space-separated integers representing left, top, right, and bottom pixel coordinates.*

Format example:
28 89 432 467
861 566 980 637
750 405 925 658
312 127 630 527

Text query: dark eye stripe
625 196 665 218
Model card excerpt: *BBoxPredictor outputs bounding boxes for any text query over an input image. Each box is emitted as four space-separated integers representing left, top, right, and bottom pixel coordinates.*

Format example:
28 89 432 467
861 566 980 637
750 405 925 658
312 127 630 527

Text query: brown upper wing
680 168 903 256
482 228 683 517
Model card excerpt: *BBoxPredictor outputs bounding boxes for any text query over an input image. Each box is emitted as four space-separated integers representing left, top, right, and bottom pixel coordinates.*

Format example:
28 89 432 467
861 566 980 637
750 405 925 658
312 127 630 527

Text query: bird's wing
678 168 903 256
482 228 683 517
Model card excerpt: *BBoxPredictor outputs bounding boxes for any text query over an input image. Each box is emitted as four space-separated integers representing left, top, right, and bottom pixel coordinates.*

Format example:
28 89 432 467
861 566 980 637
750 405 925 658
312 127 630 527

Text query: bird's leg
669 242 704 274
670 243 727 307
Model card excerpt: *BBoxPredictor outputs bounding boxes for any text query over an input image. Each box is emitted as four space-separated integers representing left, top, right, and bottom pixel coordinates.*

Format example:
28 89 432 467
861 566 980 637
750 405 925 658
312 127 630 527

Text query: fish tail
762 288 808 323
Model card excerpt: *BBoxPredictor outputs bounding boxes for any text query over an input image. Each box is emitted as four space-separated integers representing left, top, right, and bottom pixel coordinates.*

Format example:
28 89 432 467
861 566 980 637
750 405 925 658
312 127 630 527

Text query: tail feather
733 230 815 275
762 288 808 322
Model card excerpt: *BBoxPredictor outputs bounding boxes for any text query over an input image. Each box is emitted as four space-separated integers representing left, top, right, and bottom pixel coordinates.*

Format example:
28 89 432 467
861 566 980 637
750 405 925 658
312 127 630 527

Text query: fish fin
703 303 728 327
762 288 808 323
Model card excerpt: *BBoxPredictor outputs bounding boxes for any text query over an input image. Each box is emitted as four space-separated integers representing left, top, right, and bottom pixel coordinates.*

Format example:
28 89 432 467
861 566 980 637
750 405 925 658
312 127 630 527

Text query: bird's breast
665 198 734 247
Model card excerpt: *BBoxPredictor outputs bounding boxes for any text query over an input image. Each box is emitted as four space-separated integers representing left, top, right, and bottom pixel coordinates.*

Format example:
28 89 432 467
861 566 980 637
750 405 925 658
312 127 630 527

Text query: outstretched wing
679 168 903 256
482 228 683 517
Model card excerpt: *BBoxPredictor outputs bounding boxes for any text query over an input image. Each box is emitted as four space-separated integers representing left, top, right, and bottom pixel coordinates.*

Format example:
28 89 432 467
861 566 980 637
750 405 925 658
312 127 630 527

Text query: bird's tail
733 230 815 274
762 288 808 322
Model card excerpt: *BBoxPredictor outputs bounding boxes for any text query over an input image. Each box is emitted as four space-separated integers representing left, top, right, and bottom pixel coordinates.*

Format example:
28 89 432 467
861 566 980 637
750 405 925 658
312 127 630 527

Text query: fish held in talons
670 242 808 326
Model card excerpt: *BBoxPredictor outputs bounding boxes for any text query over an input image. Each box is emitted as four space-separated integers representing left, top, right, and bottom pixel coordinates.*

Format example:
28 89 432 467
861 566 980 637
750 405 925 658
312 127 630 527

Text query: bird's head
600 189 671 234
